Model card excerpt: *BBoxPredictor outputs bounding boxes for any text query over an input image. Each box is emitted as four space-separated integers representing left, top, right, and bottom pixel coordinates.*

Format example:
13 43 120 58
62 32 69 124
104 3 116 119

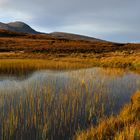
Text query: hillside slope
50 32 105 42
0 21 38 34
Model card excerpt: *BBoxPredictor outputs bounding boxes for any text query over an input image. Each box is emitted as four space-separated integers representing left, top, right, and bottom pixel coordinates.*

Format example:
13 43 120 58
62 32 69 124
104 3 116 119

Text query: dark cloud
0 0 140 42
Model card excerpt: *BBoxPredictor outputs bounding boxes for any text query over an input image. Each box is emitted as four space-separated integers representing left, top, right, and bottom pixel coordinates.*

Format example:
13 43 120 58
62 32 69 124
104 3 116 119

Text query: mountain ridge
50 32 105 42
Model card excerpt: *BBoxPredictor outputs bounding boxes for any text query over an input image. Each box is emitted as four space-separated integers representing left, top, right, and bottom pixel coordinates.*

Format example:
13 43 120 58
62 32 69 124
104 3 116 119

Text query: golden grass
0 51 140 76
74 91 140 140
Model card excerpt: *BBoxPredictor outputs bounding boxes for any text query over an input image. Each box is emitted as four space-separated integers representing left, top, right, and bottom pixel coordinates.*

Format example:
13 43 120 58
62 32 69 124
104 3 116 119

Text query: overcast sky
0 0 140 42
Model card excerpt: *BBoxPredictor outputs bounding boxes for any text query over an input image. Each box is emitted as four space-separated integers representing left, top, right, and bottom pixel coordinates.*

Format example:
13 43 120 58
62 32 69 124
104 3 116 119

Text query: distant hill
0 21 107 42
50 32 105 42
0 21 38 34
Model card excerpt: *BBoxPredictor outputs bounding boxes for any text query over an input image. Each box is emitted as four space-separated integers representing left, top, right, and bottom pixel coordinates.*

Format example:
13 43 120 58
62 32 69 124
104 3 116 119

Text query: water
0 67 140 113
0 67 140 139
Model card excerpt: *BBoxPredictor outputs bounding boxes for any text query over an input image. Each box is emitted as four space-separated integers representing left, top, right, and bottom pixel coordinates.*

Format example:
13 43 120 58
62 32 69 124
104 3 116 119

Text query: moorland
0 28 140 140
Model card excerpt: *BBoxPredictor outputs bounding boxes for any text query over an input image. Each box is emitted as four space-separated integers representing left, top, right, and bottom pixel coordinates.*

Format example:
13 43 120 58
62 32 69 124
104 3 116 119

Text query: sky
0 0 140 42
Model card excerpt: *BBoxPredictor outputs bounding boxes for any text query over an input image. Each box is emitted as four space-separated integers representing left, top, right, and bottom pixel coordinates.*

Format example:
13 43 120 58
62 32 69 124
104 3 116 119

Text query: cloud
0 0 140 42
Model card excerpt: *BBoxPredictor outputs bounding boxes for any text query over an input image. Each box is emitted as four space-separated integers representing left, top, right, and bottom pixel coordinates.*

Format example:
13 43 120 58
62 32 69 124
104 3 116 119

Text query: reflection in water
0 67 140 113
0 67 140 139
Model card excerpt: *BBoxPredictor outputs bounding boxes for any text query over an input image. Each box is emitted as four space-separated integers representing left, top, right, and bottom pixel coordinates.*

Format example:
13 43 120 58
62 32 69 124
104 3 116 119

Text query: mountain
0 21 107 42
0 21 38 34
50 32 105 42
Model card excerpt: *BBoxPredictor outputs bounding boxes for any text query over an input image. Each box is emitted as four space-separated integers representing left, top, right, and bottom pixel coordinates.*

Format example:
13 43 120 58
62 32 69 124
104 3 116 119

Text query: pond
0 67 140 139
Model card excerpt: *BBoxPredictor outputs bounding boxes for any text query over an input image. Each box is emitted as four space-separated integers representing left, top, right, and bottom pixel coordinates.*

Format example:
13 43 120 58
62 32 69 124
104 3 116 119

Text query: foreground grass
75 91 140 140
0 80 115 140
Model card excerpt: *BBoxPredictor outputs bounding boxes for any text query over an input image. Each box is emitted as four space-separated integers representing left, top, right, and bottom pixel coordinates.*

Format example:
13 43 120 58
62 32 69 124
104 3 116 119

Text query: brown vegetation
0 29 140 55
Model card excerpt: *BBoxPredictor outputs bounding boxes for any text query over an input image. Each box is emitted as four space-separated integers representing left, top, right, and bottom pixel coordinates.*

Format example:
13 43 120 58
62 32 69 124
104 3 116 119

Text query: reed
0 73 117 140
74 91 140 140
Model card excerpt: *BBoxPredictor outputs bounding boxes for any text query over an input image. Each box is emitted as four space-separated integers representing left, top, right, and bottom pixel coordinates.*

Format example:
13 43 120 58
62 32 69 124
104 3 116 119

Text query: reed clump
74 91 140 140
0 77 117 140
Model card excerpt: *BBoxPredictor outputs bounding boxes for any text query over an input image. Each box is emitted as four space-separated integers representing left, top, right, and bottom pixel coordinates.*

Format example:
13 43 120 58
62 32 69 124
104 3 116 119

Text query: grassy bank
75 91 140 140
0 52 140 75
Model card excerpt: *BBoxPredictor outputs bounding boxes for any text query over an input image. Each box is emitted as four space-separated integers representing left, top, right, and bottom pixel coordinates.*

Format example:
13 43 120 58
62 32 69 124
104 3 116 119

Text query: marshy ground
0 30 140 140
